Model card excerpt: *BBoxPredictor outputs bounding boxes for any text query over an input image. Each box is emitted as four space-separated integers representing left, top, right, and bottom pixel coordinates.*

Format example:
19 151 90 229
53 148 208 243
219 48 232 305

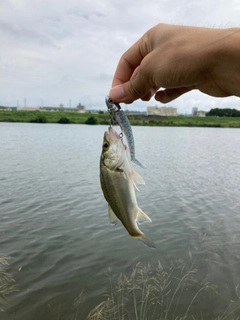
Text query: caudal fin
132 234 156 249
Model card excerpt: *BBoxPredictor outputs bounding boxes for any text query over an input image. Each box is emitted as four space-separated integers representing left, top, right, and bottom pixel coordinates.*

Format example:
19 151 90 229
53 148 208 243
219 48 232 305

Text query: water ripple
1 124 240 319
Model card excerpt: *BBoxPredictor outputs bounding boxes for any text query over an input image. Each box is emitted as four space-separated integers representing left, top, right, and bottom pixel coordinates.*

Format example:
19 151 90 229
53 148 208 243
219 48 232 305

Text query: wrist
208 28 240 96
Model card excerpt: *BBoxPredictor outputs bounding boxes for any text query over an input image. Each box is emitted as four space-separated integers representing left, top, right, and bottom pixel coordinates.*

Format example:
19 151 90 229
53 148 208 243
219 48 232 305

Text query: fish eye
102 142 109 151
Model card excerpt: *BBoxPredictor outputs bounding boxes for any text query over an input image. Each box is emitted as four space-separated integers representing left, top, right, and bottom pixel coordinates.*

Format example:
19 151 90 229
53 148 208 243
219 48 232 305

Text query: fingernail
109 86 126 101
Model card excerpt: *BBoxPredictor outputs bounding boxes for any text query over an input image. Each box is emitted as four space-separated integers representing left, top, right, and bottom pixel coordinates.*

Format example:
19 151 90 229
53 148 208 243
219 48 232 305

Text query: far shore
1 110 240 128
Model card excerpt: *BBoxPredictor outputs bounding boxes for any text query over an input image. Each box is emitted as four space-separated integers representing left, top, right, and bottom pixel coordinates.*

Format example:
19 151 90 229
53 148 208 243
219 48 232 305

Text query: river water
1 122 240 320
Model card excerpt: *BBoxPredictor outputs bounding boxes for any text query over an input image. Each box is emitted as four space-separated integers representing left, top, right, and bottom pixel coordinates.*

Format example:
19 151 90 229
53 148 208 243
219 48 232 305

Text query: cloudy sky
1 0 240 113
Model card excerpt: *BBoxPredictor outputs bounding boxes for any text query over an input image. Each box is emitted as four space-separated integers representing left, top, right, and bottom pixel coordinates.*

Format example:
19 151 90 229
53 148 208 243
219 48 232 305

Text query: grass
1 248 240 319
1 110 240 127
129 116 240 128
0 256 18 312
86 261 219 320
69 240 240 320
85 261 240 320
0 111 109 125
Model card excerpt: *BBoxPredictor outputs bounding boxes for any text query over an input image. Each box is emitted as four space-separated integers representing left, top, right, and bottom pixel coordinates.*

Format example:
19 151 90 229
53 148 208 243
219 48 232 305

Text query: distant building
76 103 87 113
0 105 11 111
197 110 206 117
40 105 86 113
40 106 82 112
22 107 40 111
192 107 198 116
0 105 17 111
147 105 177 116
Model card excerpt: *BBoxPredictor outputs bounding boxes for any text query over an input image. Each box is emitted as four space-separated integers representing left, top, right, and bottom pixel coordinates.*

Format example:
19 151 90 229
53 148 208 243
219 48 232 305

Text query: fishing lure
105 96 146 169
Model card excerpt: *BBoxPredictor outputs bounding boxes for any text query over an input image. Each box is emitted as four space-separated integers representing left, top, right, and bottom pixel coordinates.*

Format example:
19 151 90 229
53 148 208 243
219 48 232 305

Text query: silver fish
100 126 155 248
105 96 146 169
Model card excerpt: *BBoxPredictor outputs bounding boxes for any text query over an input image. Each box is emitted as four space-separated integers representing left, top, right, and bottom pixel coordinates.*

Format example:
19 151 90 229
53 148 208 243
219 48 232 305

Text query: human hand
109 24 240 104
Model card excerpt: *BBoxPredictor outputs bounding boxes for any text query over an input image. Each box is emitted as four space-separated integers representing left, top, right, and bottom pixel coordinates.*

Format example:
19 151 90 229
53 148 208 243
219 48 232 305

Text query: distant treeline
2 110 240 127
207 108 240 117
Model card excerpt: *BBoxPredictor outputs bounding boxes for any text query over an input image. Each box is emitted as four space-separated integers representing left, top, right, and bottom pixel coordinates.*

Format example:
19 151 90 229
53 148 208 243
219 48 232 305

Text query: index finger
111 39 146 88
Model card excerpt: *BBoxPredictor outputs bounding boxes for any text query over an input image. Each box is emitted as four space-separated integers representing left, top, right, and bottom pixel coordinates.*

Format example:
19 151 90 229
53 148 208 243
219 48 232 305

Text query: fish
100 126 155 248
105 96 146 169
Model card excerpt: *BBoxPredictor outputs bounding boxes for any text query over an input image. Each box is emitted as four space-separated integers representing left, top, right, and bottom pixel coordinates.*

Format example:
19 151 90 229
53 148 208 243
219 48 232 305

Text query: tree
207 108 240 117
85 116 98 125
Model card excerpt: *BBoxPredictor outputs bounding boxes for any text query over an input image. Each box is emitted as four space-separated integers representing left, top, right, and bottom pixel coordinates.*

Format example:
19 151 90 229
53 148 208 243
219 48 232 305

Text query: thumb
109 72 153 104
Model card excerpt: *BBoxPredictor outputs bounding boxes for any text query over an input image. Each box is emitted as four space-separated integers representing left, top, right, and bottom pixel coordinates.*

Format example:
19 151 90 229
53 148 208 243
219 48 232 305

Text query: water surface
1 123 240 319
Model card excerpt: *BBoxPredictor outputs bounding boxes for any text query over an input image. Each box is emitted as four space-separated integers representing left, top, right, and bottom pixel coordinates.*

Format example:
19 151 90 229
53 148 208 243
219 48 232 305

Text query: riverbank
1 110 240 127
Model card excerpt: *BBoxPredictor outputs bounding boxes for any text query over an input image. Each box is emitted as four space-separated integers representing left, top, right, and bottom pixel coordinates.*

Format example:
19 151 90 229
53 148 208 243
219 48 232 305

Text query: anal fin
108 205 118 226
136 207 152 224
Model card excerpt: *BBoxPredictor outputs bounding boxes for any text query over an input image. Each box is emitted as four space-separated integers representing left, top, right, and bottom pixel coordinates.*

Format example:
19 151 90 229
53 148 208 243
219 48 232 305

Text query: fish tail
131 158 146 169
132 234 156 249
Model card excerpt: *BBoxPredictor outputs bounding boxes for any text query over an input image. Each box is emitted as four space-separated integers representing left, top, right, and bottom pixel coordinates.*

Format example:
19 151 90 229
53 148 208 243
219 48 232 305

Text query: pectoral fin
130 170 145 191
132 170 145 185
108 205 118 226
136 207 152 224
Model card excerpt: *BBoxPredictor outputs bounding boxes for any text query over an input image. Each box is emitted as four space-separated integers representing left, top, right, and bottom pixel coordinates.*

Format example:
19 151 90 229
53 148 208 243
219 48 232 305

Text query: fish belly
100 162 141 237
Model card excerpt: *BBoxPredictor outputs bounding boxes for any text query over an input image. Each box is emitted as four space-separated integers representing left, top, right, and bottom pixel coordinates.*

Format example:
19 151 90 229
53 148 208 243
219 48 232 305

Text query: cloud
0 20 58 48
0 0 240 112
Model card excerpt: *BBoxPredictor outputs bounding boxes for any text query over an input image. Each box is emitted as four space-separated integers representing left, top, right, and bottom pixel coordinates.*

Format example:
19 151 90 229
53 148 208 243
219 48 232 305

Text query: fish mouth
104 126 119 142
102 127 115 150
103 128 111 142
107 126 114 134
104 126 113 136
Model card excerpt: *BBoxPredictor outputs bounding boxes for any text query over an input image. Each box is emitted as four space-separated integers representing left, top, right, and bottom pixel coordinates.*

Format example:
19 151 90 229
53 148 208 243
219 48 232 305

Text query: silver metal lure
105 96 146 169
